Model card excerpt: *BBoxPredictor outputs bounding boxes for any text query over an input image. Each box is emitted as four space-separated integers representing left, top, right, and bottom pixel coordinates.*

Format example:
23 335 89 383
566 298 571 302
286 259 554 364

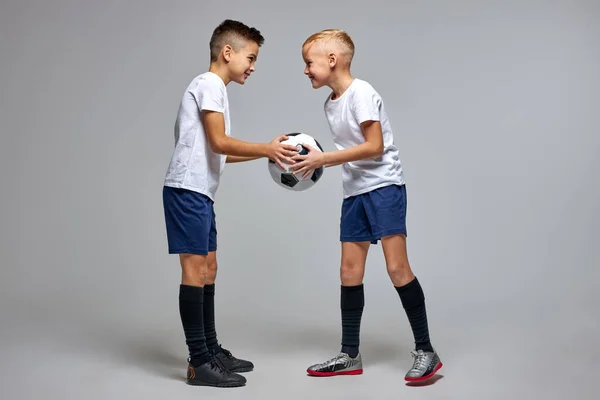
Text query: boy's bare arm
202 110 298 168
290 120 384 177
203 110 268 157
322 120 384 166
226 155 261 163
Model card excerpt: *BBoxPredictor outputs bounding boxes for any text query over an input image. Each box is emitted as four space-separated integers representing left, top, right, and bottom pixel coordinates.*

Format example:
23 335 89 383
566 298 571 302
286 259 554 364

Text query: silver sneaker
307 352 363 376
405 349 443 381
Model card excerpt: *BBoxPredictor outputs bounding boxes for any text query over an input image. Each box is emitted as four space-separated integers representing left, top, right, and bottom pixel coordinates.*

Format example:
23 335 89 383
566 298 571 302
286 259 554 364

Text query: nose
304 66 309 75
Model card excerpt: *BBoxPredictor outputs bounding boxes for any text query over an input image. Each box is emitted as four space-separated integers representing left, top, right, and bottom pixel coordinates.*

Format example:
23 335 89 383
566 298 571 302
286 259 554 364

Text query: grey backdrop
1 0 598 399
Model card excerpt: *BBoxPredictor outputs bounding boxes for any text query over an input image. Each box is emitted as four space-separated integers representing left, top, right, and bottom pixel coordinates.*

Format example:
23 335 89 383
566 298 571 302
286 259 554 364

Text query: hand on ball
289 144 325 179
267 135 299 170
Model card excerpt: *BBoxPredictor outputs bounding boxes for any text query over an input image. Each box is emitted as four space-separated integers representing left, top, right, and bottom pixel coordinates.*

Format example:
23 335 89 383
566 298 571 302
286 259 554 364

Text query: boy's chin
233 75 249 85
309 78 321 88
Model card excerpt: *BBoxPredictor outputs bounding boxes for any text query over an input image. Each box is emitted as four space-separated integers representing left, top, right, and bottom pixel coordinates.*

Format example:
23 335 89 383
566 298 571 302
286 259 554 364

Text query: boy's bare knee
386 261 414 286
180 254 208 286
205 252 218 284
340 263 364 285
206 261 218 284
386 260 410 274
207 260 217 272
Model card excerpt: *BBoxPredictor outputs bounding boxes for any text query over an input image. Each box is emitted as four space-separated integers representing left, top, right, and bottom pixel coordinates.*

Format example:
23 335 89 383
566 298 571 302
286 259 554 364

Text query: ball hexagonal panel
281 172 299 187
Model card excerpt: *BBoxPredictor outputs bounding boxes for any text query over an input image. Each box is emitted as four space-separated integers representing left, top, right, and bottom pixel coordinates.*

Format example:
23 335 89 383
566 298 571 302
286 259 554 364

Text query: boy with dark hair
162 19 298 387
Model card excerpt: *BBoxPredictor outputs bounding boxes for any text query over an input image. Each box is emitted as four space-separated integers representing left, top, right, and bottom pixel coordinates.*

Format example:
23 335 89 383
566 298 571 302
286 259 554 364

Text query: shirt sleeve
351 84 381 125
193 77 225 113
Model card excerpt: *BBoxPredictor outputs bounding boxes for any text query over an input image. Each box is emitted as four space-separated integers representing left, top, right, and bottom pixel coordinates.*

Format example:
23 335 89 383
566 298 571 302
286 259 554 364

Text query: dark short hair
209 19 264 62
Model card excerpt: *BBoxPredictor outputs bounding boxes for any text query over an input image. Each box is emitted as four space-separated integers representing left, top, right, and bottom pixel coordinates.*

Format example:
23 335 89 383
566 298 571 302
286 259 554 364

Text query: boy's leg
306 194 370 377
179 253 210 366
381 234 432 352
339 241 369 358
204 250 254 373
163 186 246 387
382 235 442 381
368 184 442 381
203 251 219 352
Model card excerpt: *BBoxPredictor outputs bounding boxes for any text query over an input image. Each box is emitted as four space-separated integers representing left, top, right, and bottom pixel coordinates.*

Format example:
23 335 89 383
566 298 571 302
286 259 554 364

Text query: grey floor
2 285 598 400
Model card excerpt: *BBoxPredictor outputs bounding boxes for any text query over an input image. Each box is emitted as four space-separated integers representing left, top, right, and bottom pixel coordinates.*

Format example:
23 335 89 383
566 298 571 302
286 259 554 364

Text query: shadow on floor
49 325 186 381
50 318 438 382
242 324 414 368
114 336 186 382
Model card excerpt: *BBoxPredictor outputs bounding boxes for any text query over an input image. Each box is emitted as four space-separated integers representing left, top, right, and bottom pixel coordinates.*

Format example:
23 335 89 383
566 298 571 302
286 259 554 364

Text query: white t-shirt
164 72 230 201
324 78 405 198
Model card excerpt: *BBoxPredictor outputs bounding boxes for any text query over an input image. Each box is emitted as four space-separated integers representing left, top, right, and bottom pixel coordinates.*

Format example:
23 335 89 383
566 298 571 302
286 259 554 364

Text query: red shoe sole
404 362 443 382
307 369 363 377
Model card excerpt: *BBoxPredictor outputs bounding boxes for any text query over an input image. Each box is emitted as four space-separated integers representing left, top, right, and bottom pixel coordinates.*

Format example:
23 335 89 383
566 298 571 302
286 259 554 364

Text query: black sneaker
211 345 254 373
186 356 246 387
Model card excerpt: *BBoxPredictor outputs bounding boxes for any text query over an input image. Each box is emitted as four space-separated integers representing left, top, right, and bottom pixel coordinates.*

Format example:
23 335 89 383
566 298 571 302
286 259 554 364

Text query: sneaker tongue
221 348 232 357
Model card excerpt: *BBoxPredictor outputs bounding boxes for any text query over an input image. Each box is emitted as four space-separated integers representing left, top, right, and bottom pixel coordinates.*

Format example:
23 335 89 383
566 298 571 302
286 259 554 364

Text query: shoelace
410 350 428 370
209 356 229 372
209 359 221 371
316 354 344 369
187 357 228 373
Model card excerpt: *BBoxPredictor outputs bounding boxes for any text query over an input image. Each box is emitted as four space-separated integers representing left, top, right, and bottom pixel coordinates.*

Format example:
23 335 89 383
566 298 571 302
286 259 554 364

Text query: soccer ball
268 132 324 191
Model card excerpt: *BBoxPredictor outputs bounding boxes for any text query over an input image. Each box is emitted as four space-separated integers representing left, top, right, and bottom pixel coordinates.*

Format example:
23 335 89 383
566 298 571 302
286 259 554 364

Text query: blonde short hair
303 29 355 63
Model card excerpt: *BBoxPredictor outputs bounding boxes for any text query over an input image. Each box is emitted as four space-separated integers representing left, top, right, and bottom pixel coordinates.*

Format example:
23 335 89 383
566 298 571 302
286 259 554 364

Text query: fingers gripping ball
268 133 324 191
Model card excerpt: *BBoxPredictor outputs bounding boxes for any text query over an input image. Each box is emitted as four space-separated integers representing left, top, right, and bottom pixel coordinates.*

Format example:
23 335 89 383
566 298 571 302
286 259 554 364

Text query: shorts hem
340 235 377 243
168 248 209 255
340 229 407 244
373 228 407 239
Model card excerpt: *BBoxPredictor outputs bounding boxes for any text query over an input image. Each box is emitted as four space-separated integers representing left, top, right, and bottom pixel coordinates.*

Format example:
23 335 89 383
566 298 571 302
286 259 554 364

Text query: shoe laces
188 356 227 373
209 355 228 372
316 354 344 368
411 350 429 370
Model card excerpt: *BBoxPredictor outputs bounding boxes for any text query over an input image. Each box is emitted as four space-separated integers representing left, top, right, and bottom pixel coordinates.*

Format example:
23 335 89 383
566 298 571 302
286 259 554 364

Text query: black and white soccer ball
267 132 324 191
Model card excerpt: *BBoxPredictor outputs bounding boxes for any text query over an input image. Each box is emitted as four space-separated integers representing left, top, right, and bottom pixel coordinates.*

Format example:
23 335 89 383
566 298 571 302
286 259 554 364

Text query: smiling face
302 42 333 89
209 20 264 85
301 30 355 90
225 39 259 85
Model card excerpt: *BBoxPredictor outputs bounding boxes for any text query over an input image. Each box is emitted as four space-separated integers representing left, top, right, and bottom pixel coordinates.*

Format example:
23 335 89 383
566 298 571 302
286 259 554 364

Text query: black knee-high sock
395 277 434 352
179 284 211 366
340 284 364 358
203 283 220 353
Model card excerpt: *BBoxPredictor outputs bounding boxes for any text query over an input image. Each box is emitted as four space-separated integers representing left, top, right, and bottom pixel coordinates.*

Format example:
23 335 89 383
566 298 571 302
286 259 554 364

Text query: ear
328 52 337 68
223 44 233 62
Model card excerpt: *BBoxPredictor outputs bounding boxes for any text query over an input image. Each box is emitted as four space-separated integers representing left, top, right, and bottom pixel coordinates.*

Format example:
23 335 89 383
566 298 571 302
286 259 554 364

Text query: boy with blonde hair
162 19 298 387
291 29 442 381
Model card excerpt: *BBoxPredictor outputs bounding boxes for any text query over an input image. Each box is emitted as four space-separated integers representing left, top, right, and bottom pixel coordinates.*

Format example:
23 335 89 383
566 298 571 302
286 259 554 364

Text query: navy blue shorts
340 184 407 244
162 186 217 255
